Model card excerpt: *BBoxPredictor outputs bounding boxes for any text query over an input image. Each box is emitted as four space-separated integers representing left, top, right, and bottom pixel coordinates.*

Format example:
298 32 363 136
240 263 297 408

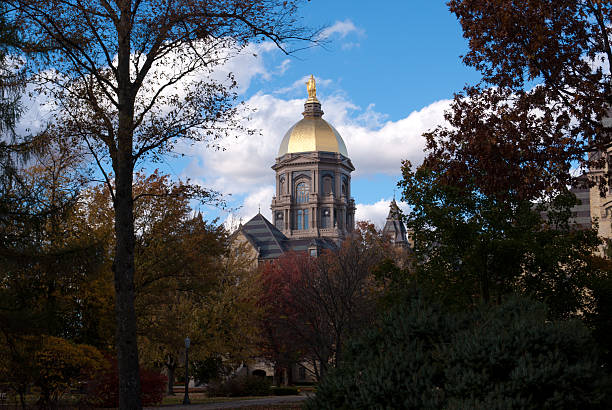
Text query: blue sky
19 1 480 228
163 1 483 228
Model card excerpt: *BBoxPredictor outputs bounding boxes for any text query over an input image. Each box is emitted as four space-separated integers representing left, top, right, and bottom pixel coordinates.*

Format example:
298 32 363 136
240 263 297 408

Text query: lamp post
183 336 191 405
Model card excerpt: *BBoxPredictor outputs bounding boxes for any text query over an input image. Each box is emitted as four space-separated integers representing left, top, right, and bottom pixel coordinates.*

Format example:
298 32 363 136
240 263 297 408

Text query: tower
382 198 409 248
271 75 355 242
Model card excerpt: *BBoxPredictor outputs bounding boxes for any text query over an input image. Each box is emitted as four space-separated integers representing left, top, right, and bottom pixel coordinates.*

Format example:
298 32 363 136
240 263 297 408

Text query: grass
161 393 288 405
231 406 302 410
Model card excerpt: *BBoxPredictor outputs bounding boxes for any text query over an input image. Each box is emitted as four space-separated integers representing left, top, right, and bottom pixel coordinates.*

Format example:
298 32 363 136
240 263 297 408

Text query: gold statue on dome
306 74 318 101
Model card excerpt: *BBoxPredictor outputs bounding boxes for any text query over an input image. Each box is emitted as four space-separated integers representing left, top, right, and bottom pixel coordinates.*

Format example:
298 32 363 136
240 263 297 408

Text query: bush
272 386 299 396
85 356 167 407
34 336 107 407
207 375 271 397
193 356 227 384
306 295 612 410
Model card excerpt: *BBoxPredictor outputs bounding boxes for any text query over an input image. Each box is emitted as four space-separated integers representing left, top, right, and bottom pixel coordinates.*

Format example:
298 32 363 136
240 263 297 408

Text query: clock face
277 212 283 219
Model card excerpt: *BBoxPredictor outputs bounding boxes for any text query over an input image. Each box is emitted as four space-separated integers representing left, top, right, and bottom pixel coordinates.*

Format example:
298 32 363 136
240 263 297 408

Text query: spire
303 74 324 118
383 199 408 247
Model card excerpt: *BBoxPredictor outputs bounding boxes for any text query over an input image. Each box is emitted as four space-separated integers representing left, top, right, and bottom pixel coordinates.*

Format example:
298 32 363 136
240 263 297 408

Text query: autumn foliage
85 356 167 407
0 335 107 408
259 224 390 381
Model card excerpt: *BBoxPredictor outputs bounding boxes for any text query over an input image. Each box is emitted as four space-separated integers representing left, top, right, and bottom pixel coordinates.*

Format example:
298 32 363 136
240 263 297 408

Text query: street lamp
183 336 191 405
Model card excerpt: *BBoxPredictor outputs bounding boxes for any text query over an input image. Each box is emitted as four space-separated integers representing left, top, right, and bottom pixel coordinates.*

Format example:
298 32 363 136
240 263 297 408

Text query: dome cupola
277 75 348 157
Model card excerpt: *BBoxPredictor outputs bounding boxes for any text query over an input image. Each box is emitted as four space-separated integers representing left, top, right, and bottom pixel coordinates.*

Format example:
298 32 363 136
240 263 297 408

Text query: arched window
296 182 309 203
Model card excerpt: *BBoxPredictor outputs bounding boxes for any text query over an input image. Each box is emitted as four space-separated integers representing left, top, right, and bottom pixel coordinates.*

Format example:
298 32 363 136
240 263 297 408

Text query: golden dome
277 75 349 157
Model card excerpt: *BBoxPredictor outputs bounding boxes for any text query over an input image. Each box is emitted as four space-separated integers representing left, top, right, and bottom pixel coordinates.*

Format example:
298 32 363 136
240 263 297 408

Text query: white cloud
182 93 303 195
355 198 410 228
318 19 364 40
341 42 361 51
222 185 274 230
16 80 59 136
274 75 333 96
209 41 280 94
181 86 449 216
342 99 451 176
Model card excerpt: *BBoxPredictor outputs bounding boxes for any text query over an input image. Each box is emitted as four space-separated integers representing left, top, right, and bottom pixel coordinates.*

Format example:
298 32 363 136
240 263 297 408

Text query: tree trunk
113 155 141 409
287 364 294 386
167 363 176 395
112 8 141 409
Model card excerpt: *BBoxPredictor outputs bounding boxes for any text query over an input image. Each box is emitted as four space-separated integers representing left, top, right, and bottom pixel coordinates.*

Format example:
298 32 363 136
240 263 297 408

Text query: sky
169 1 482 228
22 1 481 229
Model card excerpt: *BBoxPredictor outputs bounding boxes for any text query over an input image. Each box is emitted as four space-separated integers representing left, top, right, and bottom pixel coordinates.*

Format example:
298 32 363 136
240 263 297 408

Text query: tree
401 160 603 316
445 0 612 187
0 133 115 408
398 0 612 313
101 171 261 395
306 295 612 410
259 224 386 381
0 1 26 174
9 1 318 407
33 336 106 407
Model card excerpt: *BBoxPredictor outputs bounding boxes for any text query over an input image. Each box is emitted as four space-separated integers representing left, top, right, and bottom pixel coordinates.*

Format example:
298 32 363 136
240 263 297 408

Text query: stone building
231 75 356 264
230 76 410 384
586 148 612 247
382 198 410 248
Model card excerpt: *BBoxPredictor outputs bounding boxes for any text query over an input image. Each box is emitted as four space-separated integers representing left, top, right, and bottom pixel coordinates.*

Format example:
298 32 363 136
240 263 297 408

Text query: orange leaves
33 336 107 405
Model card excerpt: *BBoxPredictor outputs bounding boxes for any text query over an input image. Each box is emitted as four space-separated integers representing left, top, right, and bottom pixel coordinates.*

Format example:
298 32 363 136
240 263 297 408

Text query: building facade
271 75 355 242
231 75 357 263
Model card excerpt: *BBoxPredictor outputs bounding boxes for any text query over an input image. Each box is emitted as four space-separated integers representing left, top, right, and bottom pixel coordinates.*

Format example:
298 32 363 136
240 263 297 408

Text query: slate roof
237 213 339 259
240 213 288 259
287 237 338 253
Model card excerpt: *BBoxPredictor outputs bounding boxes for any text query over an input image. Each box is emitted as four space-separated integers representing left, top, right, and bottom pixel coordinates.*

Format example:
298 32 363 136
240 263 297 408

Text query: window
297 209 309 230
296 182 309 203
275 212 283 230
279 176 285 195
309 249 317 257
322 176 333 194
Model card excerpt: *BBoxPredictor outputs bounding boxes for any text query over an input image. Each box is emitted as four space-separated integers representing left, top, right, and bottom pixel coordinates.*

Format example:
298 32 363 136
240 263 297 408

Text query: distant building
382 198 410 248
229 76 410 384
231 75 356 265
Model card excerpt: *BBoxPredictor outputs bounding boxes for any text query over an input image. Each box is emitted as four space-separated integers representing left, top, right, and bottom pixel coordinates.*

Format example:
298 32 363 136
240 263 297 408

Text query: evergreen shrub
207 375 271 397
306 296 611 410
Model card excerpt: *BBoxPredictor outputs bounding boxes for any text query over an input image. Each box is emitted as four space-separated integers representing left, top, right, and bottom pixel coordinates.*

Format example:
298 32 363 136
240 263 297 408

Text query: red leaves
86 356 167 407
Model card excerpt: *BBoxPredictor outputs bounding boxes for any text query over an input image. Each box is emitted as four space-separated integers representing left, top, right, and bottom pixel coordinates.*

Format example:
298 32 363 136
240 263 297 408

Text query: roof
240 213 288 259
236 213 340 259
382 199 408 244
287 237 338 253
277 77 348 158
278 116 348 157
